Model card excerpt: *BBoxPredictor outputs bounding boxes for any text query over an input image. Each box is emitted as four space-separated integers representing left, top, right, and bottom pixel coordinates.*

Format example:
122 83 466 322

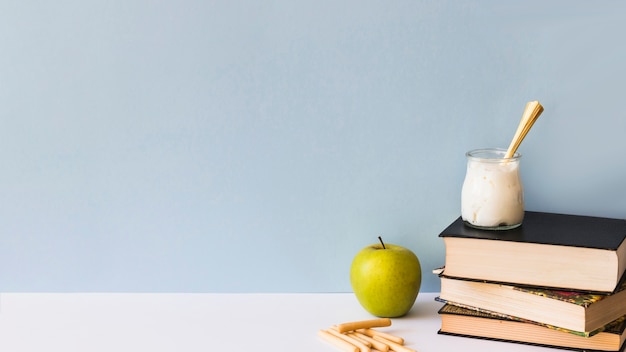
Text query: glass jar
461 148 524 230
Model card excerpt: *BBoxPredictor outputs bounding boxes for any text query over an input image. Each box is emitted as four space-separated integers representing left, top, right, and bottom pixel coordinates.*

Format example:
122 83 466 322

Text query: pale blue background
1 1 624 293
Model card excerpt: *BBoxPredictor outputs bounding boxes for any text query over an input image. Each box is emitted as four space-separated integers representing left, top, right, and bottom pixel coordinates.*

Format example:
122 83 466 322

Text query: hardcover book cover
439 211 626 249
513 283 622 308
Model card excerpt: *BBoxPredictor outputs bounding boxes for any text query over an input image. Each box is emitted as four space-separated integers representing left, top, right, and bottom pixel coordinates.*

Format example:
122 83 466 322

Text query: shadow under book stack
435 211 626 352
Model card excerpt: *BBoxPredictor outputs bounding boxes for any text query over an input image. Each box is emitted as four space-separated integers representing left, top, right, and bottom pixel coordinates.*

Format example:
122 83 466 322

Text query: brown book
439 274 626 335
439 211 626 293
438 303 626 352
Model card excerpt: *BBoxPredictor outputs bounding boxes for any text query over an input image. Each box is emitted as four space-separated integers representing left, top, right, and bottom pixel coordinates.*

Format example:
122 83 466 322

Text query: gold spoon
505 100 544 158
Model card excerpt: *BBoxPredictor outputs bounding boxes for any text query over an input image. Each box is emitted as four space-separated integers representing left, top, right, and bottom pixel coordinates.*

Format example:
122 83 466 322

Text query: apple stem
378 236 386 249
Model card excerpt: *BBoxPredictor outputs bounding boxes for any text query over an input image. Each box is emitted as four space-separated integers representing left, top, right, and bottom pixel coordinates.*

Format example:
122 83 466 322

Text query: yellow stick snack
330 326 372 348
326 329 371 352
373 336 416 352
352 332 390 352
336 318 392 333
317 330 358 352
358 328 404 345
346 332 372 347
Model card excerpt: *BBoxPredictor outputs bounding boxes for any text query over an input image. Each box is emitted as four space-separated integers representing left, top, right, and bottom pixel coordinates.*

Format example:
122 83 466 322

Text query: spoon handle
505 101 544 158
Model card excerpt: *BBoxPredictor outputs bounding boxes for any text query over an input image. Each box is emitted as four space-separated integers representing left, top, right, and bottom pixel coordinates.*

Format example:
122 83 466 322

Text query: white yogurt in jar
461 148 524 230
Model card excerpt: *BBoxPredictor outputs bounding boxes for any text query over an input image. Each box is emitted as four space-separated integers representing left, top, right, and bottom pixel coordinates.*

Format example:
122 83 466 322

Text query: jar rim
466 148 521 161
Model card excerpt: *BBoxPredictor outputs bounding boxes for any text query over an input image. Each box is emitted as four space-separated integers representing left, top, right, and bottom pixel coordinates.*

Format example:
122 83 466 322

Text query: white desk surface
0 292 558 352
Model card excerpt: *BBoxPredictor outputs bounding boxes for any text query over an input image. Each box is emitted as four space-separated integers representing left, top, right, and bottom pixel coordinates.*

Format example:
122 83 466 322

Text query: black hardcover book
438 211 626 292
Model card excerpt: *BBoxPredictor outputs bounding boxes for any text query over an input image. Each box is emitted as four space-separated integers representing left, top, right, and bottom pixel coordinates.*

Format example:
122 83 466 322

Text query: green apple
350 237 422 317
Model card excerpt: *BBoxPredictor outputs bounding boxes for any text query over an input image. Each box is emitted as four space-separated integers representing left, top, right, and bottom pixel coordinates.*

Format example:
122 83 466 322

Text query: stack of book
435 211 626 351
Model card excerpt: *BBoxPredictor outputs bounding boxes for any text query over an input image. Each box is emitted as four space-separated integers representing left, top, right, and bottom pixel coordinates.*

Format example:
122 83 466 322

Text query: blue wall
1 1 624 292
